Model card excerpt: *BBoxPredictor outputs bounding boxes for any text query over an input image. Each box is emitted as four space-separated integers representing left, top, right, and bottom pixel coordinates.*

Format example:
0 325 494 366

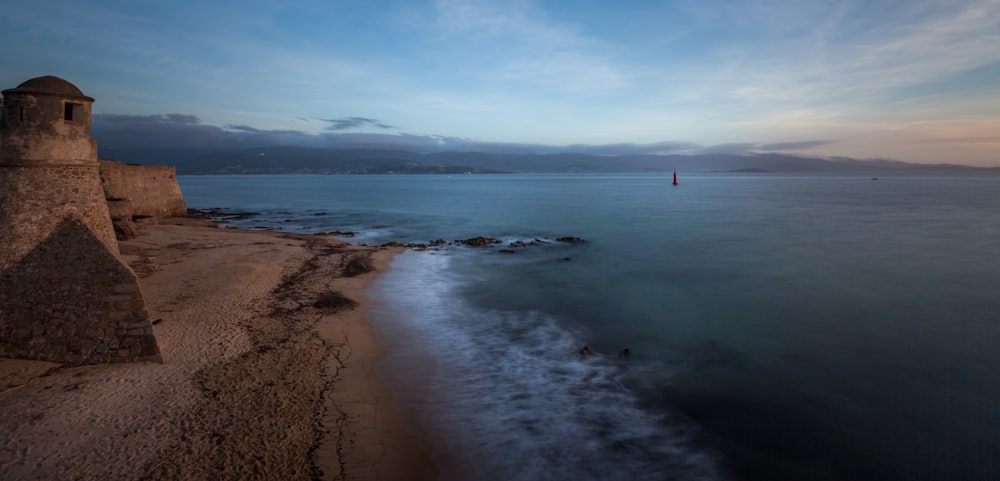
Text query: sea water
179 173 1000 481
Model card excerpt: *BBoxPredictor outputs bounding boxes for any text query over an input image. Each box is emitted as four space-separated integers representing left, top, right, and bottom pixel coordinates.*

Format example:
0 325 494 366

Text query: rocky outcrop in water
458 236 502 247
376 235 587 252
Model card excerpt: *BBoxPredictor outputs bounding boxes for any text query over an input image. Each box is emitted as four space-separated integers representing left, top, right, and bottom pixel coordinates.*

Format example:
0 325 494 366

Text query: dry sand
0 219 429 480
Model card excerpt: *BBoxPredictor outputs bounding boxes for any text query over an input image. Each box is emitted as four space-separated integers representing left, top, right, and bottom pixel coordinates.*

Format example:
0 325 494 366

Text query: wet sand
0 219 429 480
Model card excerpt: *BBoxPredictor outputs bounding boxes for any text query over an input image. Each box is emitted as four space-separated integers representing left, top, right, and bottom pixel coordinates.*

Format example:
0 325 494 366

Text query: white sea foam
369 250 728 481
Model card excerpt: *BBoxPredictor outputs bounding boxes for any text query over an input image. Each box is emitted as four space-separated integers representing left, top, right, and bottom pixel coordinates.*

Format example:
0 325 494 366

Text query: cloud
426 0 629 93
226 124 263 133
164 113 199 124
696 140 834 155
432 0 574 43
562 141 700 156
698 143 759 155
93 112 837 161
912 135 1000 145
657 1 1000 134
94 113 229 149
758 140 832 151
316 132 462 151
93 113 316 150
93 113 474 152
320 117 397 131
843 1 1000 89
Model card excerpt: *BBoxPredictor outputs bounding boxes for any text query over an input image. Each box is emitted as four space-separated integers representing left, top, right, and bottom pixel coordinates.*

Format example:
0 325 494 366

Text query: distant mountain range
99 146 998 175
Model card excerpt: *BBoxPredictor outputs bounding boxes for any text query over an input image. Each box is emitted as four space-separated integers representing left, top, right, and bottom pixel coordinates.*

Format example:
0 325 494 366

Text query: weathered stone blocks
0 76 163 365
0 217 162 364
100 159 186 220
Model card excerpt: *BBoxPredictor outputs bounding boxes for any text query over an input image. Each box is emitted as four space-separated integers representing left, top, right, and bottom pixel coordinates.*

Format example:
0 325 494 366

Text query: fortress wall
0 217 161 364
99 160 186 221
0 161 167 363
0 164 118 270
1 76 164 365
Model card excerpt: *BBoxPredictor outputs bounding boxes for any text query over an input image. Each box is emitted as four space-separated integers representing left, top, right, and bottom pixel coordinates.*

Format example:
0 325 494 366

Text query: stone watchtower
0 76 161 364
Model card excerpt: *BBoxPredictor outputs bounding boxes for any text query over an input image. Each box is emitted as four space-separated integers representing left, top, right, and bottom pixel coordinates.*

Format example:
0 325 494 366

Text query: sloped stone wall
0 217 161 364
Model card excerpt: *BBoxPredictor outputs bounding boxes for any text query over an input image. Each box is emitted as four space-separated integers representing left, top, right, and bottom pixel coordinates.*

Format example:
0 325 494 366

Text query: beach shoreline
0 218 429 480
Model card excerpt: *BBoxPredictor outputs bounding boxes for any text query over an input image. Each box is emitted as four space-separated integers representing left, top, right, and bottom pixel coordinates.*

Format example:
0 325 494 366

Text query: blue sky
3 0 999 166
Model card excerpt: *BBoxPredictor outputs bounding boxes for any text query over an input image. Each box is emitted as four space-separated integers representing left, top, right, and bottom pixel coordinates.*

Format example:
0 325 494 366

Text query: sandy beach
0 219 428 480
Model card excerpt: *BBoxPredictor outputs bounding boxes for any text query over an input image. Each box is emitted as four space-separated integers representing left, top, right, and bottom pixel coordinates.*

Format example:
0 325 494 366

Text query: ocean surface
179 172 1000 481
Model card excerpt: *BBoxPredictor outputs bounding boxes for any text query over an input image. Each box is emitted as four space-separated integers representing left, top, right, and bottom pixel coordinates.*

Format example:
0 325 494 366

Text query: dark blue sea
179 172 1000 481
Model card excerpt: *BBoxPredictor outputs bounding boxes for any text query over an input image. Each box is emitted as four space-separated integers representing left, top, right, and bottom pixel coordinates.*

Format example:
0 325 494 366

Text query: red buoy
673 170 678 185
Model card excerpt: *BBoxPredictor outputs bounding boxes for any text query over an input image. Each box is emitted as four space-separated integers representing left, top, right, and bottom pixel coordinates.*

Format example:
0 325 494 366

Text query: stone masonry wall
0 164 118 270
1 77 165 365
0 217 161 364
99 159 186 222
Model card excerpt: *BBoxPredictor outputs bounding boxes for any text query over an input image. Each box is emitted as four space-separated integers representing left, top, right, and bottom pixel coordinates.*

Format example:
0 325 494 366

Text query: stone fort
1 75 185 365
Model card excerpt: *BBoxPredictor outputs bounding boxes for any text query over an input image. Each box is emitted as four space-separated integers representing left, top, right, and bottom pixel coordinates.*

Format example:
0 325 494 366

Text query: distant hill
99 146 998 175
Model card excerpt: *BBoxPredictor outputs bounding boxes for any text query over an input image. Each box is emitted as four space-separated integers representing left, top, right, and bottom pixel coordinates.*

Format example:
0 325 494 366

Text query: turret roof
2 76 94 102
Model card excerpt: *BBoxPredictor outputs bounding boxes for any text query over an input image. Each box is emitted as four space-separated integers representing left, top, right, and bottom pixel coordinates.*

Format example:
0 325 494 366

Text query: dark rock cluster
458 236 502 247
374 235 587 253
187 208 260 222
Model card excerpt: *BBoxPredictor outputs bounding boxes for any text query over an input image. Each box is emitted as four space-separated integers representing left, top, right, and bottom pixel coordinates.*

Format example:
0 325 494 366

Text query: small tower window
63 102 84 123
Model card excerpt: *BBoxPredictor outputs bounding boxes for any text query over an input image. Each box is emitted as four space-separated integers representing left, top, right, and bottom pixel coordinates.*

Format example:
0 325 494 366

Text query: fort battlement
100 159 186 238
0 76 163 364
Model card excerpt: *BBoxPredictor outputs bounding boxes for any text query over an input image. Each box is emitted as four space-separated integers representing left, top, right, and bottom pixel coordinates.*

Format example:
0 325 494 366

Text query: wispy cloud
320 117 397 131
696 141 835 155
758 140 833 151
563 141 700 156
698 143 759 155
432 0 581 44
426 0 630 93
657 0 1000 120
